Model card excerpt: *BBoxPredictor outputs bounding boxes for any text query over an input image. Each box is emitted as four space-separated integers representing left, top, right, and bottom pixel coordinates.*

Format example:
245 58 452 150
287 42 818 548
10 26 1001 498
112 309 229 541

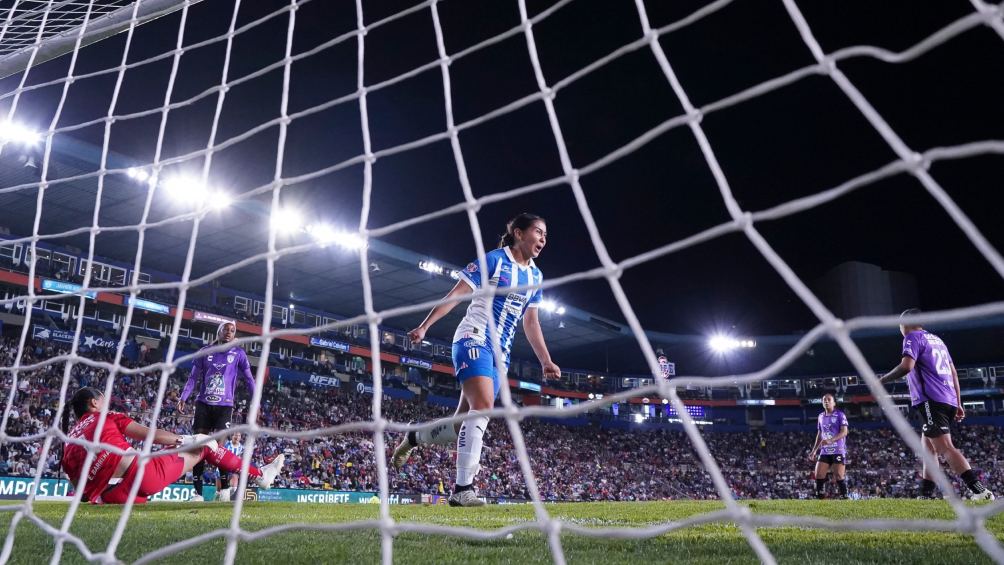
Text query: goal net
1 0 1003 563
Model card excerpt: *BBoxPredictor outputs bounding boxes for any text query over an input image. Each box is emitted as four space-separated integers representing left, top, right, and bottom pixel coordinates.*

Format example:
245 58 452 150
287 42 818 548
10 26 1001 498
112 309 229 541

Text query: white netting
0 0 1001 563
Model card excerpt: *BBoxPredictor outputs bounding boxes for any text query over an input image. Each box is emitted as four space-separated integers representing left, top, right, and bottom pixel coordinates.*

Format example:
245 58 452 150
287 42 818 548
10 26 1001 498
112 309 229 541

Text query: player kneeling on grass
60 387 283 504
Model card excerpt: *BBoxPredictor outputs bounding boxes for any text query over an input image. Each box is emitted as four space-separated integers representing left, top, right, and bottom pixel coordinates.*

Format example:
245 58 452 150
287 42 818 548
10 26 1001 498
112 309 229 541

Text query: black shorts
913 400 956 438
817 453 845 465
193 402 234 433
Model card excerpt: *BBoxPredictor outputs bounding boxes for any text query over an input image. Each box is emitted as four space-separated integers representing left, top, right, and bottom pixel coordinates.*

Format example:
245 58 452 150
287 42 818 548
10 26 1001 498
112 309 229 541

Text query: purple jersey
181 345 255 407
902 330 957 407
817 409 848 455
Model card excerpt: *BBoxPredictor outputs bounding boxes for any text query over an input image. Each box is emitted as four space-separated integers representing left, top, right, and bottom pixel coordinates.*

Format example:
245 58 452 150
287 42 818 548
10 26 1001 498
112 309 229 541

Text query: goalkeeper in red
393 213 561 506
61 387 283 504
878 309 994 501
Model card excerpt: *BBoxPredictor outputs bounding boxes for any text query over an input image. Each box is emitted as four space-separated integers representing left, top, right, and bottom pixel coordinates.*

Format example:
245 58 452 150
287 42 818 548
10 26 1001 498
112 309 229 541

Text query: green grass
0 500 1000 564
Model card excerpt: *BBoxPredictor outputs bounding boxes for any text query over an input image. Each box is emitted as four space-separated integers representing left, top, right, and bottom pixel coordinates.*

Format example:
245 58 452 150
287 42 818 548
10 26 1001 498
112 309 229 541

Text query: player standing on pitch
807 392 849 499
878 308 994 501
178 321 257 501
393 213 561 506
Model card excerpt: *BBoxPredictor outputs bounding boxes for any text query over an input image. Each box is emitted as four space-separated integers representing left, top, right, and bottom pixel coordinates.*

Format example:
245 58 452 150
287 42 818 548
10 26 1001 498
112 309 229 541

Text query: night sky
1 0 1002 346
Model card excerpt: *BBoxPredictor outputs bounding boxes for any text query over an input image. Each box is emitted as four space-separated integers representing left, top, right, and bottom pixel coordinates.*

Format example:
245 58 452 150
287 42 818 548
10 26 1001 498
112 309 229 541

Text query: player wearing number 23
878 308 994 501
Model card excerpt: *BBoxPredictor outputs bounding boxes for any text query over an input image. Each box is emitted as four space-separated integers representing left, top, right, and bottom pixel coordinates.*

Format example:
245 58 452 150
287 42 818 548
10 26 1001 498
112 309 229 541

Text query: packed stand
2 339 1002 501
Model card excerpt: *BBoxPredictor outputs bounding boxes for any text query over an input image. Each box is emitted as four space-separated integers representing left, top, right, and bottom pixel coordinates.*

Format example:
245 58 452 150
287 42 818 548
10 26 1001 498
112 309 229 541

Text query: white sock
455 410 489 487
416 419 459 446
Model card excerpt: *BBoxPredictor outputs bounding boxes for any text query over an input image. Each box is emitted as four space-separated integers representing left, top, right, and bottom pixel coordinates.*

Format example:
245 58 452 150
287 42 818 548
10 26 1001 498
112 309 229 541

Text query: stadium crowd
2 339 1002 501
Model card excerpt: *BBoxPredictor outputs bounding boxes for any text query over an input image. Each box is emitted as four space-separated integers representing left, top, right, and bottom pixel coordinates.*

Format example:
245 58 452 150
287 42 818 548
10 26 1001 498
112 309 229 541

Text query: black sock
837 479 847 496
920 478 936 497
455 483 473 493
193 460 206 495
961 469 987 494
815 478 827 498
220 474 230 490
407 430 417 447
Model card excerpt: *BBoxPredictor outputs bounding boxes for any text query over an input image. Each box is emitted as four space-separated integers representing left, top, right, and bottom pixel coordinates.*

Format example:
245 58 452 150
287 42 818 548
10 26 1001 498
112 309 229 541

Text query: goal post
0 0 203 80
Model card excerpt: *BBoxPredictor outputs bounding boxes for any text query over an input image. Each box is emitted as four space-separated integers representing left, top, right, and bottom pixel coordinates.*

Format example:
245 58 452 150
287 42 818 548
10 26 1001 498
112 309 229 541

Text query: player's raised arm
408 280 473 343
879 356 914 385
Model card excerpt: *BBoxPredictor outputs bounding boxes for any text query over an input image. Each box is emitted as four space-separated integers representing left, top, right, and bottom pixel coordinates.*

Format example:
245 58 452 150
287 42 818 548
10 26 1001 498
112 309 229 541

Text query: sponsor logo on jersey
204 395 222 403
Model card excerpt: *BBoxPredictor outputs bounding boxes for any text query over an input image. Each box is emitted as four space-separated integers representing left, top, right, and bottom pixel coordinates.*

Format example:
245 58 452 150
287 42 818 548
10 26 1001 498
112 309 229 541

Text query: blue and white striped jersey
223 440 244 458
453 247 543 363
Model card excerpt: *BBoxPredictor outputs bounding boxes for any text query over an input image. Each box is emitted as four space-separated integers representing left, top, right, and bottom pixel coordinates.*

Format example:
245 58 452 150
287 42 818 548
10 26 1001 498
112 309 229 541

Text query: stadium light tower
418 261 444 275
707 334 756 354
162 175 209 207
0 120 40 146
272 208 303 234
306 223 366 250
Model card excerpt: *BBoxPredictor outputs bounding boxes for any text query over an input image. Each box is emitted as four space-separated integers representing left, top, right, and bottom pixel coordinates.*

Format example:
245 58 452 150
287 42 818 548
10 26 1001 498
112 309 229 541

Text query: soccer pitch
1 500 1001 564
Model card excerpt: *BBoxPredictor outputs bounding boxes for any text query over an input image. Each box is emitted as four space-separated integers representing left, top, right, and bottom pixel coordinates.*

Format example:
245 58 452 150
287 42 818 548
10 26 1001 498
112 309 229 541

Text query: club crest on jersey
498 274 510 286
466 262 478 273
227 353 236 364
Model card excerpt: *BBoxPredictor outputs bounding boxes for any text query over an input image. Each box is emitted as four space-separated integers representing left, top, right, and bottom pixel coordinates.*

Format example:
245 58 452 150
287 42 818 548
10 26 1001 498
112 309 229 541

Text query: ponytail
60 404 71 435
498 213 545 249
67 387 103 423
59 386 102 472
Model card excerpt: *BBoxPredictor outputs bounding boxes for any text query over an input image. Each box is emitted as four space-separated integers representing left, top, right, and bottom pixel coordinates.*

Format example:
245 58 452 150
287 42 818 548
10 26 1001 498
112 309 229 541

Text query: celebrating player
61 387 283 504
807 392 848 499
393 213 561 506
878 309 994 501
178 321 256 501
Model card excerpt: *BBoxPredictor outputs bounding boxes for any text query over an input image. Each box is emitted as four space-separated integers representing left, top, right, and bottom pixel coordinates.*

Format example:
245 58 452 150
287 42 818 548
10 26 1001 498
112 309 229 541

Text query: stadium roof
2 136 1004 376
0 135 638 361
